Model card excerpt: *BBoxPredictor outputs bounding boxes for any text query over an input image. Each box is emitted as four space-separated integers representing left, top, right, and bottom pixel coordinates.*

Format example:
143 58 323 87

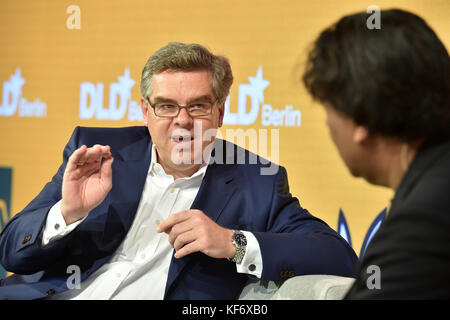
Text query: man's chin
170 150 205 167
348 167 360 178
164 161 203 179
348 167 385 187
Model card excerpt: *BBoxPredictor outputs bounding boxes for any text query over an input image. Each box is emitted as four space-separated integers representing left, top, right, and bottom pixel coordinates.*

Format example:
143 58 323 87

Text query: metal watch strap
228 230 247 264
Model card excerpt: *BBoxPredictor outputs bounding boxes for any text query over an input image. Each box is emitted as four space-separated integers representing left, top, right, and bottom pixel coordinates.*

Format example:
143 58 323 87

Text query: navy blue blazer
0 126 357 299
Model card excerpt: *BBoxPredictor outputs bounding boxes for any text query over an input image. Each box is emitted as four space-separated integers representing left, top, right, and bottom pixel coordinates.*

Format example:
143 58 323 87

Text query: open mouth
171 135 194 142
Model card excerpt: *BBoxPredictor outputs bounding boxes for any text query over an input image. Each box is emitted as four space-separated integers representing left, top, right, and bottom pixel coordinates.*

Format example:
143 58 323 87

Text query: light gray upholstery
238 275 355 300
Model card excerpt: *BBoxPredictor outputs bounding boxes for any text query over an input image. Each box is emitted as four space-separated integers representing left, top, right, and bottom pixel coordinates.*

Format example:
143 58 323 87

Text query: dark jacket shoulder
72 126 150 149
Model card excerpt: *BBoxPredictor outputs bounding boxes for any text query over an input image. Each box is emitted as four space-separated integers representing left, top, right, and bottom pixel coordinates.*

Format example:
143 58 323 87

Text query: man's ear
140 97 148 126
353 125 370 145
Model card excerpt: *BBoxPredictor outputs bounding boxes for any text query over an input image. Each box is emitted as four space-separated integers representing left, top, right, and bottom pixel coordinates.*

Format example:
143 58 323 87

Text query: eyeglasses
146 98 217 118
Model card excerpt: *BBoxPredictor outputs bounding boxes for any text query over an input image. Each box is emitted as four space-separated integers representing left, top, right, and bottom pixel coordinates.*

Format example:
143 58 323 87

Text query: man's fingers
67 145 88 171
67 145 112 172
101 156 114 180
157 210 214 259
172 230 197 252
167 220 195 246
157 210 191 233
82 145 111 164
174 240 200 259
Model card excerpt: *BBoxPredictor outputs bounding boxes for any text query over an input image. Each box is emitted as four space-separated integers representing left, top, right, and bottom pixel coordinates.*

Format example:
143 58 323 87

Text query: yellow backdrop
1 0 449 264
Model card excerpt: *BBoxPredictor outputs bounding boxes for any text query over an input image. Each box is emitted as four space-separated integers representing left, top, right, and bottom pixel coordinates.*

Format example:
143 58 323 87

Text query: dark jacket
346 138 450 299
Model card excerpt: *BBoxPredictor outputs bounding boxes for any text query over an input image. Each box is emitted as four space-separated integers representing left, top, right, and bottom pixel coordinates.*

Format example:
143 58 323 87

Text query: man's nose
173 107 194 126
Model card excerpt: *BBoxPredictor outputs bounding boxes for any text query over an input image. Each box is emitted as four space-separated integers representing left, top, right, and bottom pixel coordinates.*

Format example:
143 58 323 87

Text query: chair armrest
238 275 355 300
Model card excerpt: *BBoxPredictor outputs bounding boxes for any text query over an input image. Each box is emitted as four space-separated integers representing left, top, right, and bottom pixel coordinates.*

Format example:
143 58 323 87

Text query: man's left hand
157 209 236 259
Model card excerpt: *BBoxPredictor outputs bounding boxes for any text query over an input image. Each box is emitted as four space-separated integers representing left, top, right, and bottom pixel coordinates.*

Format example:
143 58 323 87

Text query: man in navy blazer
0 42 357 299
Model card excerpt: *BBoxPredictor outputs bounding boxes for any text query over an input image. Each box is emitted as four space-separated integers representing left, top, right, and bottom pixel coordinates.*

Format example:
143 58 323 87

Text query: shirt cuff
235 231 263 278
41 200 84 246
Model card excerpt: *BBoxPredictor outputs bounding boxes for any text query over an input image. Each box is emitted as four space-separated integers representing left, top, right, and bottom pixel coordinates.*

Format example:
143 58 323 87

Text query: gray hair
140 42 233 105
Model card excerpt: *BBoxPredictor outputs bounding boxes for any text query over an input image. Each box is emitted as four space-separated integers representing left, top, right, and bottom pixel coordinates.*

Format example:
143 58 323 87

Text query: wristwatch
228 230 247 264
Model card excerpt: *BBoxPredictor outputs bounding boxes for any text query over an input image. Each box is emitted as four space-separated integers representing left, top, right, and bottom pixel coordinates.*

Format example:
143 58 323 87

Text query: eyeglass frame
145 97 218 118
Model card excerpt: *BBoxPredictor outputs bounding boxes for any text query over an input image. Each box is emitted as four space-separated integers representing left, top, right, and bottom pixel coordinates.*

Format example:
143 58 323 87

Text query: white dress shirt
43 145 262 299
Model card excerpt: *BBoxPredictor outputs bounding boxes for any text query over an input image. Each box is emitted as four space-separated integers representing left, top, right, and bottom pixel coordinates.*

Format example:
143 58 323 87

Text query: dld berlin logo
0 68 47 118
224 67 301 127
78 67 302 127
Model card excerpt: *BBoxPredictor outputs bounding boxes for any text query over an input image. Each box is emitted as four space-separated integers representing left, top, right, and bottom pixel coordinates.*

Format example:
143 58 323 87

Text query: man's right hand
61 144 114 225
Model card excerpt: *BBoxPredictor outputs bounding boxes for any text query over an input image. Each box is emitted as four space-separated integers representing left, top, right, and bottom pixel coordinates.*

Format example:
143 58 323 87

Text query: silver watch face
233 232 247 247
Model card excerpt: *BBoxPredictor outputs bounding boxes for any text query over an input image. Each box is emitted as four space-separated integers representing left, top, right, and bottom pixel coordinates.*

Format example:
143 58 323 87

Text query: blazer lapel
99 133 152 248
192 164 237 220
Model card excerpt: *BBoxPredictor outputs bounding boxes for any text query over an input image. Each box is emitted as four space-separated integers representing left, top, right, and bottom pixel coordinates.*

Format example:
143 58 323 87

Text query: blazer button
280 270 294 279
22 234 32 244
46 288 55 296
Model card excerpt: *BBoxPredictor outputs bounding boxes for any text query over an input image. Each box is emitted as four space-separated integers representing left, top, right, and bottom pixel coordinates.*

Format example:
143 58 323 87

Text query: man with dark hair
303 9 450 298
0 42 357 299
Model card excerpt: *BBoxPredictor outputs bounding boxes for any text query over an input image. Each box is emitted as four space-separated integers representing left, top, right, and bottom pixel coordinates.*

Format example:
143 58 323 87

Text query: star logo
248 66 269 104
117 68 135 91
10 68 25 94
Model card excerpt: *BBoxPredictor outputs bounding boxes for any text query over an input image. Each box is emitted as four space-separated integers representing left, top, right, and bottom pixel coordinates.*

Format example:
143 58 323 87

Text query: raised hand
61 144 114 225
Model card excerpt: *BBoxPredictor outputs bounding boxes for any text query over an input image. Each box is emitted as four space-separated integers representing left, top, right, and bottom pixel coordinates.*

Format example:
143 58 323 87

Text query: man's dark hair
303 9 450 142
